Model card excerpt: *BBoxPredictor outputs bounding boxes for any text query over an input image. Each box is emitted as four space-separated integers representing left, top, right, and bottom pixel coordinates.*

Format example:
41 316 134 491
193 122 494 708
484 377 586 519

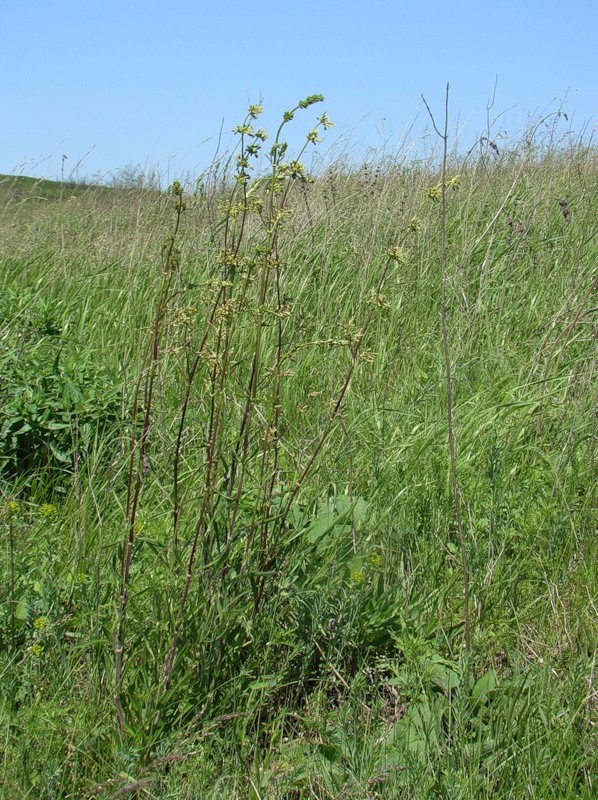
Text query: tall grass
0 100 597 798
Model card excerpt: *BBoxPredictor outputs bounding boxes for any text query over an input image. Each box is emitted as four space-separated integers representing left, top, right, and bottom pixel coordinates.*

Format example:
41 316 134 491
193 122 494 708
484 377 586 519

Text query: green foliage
0 287 122 487
0 102 596 797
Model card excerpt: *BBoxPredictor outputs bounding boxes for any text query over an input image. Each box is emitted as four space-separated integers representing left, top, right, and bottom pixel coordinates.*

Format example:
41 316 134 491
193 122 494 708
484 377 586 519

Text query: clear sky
2 0 596 182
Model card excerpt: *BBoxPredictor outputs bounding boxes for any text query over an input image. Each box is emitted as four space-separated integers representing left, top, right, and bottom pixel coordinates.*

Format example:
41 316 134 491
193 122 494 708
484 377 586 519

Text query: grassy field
1 101 597 798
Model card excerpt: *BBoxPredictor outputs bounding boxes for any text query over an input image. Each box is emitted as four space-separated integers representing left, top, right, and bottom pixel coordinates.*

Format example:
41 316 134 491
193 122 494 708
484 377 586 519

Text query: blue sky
2 0 596 181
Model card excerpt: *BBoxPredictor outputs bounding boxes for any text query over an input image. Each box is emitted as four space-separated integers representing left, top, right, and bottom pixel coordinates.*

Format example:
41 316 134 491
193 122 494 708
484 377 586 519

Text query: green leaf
429 656 461 692
305 506 339 544
471 669 498 703
48 441 72 462
15 596 29 621
346 554 364 574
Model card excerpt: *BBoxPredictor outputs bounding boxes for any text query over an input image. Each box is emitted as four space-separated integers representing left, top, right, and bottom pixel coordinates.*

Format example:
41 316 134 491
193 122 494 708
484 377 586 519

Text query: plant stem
423 84 471 652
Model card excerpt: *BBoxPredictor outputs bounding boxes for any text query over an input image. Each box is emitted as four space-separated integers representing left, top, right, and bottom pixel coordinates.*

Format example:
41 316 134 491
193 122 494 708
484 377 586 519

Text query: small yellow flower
367 552 382 568
387 245 407 263
409 216 423 232
29 643 43 657
6 500 20 515
350 570 365 585
40 503 57 518
75 572 88 586
427 184 442 201
34 616 49 631
369 289 390 308
233 124 255 136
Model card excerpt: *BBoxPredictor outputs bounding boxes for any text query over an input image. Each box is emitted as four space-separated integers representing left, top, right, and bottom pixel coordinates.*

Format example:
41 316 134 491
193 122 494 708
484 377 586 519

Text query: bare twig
422 84 471 652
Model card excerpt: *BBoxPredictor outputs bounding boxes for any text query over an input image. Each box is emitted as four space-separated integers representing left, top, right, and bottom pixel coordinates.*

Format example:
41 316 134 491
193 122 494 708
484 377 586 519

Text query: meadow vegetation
1 97 597 798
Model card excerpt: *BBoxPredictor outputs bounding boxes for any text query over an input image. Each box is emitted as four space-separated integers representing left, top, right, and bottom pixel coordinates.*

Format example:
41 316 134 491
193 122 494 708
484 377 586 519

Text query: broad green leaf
430 662 460 692
471 668 498 703
15 596 29 621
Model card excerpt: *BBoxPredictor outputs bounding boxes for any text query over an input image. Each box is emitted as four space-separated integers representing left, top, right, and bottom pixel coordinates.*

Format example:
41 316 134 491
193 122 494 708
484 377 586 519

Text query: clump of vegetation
0 287 122 487
0 96 596 798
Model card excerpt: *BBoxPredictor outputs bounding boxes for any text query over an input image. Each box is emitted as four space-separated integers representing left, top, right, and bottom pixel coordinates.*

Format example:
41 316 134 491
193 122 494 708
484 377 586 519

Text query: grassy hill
0 104 597 798
0 173 154 203
0 173 100 200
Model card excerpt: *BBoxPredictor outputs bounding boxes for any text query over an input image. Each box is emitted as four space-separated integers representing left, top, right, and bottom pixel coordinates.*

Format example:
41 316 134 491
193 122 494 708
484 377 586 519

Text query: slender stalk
422 84 471 652
9 515 15 653
172 283 226 549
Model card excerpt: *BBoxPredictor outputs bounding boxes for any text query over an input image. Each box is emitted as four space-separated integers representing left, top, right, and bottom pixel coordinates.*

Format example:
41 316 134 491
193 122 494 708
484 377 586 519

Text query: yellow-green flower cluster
369 289 390 309
350 570 365 585
279 160 309 181
318 112 333 129
427 184 442 202
427 174 460 201
387 245 407 263
234 123 255 136
40 503 57 518
299 94 324 109
5 500 20 516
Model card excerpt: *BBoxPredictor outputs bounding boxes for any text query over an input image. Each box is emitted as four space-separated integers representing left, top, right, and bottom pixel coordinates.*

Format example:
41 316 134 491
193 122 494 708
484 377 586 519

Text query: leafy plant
0 289 122 487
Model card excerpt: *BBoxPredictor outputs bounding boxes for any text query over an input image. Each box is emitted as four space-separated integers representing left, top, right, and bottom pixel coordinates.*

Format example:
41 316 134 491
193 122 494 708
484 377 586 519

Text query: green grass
1 102 597 798
0 173 114 201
